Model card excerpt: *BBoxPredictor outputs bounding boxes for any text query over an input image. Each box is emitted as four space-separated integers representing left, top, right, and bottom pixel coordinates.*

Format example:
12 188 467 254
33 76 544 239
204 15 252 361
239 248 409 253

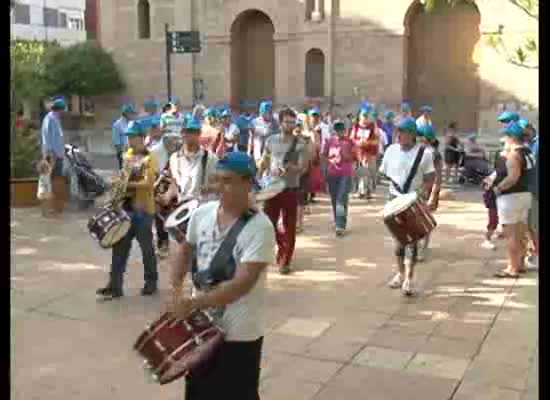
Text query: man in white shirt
169 151 275 400
220 108 241 153
416 105 433 130
380 117 435 296
250 101 281 163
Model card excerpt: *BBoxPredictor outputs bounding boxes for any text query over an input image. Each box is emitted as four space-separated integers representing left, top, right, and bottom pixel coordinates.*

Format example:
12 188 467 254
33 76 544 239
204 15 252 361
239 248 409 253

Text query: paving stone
367 326 429 353
260 376 321 400
303 334 366 363
433 320 491 342
262 353 343 384
406 353 470 380
274 317 332 338
462 359 530 392
453 382 523 400
352 346 414 370
417 336 481 359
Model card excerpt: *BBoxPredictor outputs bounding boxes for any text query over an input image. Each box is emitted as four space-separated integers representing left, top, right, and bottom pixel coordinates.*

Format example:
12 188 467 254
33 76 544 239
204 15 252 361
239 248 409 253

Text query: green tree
42 42 125 98
424 0 538 69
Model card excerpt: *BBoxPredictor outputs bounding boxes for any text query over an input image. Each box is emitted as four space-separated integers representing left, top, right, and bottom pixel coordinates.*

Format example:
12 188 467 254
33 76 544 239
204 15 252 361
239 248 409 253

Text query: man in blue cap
381 111 396 151
497 111 520 124
235 112 254 152
518 119 538 269
40 97 68 214
97 120 159 299
379 117 435 296
200 107 225 157
251 101 281 164
160 101 185 134
112 103 137 169
416 105 433 129
142 97 160 116
219 108 241 153
144 116 163 149
168 151 275 400
158 118 219 208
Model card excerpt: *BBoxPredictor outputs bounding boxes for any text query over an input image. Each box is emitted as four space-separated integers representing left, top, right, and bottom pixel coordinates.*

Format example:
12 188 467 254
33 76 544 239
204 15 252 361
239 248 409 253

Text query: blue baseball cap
396 117 417 133
125 121 148 136
52 97 66 109
498 111 520 123
220 108 232 118
500 122 524 138
401 102 411 112
518 118 530 130
419 105 433 113
308 107 321 116
418 124 436 141
216 151 257 177
204 108 217 118
333 120 346 130
259 101 273 114
384 111 395 120
121 103 137 114
144 98 159 109
183 118 202 132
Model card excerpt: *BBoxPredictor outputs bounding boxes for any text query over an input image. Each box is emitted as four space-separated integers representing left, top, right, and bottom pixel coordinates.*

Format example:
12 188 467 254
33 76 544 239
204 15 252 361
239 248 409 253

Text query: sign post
164 26 202 103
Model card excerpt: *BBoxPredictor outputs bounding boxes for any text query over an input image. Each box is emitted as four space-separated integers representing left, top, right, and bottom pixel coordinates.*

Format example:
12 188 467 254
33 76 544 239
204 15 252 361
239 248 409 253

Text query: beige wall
97 0 537 133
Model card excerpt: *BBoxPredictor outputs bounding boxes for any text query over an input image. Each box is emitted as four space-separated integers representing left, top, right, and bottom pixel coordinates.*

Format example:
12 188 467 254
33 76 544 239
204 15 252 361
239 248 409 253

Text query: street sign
167 31 201 54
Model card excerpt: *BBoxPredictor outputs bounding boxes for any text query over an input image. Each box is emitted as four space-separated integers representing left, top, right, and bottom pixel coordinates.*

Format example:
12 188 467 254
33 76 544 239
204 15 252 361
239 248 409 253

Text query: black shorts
444 150 460 165
297 172 310 206
52 157 64 177
185 337 263 400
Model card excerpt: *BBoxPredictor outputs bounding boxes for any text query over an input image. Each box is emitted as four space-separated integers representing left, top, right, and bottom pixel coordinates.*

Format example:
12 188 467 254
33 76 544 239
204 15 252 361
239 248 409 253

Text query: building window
44 7 59 27
138 0 151 39
59 13 68 28
305 0 324 21
305 48 325 98
14 3 31 25
69 18 84 31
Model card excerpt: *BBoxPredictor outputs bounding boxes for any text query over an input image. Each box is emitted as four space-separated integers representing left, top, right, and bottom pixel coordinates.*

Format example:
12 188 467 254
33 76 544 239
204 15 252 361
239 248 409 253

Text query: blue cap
518 118 530 130
220 108 231 118
396 117 417 133
204 108 217 118
144 98 159 109
259 101 272 114
500 122 524 138
235 114 252 130
216 151 257 177
401 102 411 112
498 111 520 123
52 97 66 109
121 103 137 114
183 118 202 131
125 121 147 136
359 106 371 115
150 115 161 127
370 110 379 118
308 107 321 116
419 105 432 113
384 111 395 119
333 120 346 130
418 124 436 141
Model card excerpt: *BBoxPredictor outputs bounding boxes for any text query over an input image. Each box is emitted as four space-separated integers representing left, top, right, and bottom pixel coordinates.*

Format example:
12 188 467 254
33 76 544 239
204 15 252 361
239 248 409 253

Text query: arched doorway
405 1 481 131
305 48 325 98
137 0 151 39
231 10 275 109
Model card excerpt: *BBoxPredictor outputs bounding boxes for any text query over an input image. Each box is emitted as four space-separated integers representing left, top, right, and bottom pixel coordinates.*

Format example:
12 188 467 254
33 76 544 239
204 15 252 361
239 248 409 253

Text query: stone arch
137 0 151 39
230 9 275 109
404 1 481 131
305 48 325 98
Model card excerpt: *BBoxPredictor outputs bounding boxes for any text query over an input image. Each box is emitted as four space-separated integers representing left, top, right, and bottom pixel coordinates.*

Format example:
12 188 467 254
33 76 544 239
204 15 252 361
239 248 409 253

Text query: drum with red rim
134 310 225 385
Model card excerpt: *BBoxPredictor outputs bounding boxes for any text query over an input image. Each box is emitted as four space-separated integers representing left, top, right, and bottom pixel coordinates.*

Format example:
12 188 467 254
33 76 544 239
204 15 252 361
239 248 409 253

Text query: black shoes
141 284 158 296
96 285 123 299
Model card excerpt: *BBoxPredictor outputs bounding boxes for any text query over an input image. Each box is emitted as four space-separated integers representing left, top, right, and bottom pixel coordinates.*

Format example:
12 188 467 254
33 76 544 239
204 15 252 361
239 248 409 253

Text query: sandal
494 270 520 279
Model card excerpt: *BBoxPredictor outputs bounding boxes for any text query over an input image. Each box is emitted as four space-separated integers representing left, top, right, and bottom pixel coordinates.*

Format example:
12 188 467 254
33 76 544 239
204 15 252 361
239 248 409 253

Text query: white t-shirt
169 149 218 201
150 142 169 174
186 201 276 341
380 143 435 197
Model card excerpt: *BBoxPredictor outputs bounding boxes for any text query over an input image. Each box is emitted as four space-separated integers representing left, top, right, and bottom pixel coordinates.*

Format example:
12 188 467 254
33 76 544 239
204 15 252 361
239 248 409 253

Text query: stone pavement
11 189 537 400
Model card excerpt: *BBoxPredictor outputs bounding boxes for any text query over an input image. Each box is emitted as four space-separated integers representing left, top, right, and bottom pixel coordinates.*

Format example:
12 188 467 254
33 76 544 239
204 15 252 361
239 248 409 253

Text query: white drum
164 199 200 243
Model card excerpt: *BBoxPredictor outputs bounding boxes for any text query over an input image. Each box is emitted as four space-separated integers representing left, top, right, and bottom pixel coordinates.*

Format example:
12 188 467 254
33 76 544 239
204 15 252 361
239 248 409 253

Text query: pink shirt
323 136 355 177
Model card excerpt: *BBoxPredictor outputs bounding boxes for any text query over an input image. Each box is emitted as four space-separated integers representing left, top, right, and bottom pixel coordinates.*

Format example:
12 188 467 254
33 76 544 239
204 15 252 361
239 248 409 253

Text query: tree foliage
424 0 538 69
42 42 125 97
10 120 41 178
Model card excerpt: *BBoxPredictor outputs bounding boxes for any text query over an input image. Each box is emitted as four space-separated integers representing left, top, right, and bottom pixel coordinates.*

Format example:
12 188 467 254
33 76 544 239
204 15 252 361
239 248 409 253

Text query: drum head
383 192 418 218
99 219 131 248
165 199 200 228
254 177 286 202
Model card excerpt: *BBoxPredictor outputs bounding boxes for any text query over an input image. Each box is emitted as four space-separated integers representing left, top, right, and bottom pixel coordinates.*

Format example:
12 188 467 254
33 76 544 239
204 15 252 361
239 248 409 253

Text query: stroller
64 144 108 207
458 156 493 185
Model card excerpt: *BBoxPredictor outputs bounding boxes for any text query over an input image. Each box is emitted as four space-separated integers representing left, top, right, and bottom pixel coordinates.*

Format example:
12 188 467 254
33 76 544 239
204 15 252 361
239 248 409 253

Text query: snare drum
383 193 437 246
134 310 225 385
87 207 131 249
164 199 200 243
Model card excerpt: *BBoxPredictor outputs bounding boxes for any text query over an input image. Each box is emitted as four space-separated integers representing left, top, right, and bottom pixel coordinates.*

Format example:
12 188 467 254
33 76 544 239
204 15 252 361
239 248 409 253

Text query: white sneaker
388 273 404 289
480 240 496 250
402 278 416 296
526 256 538 271
417 248 426 262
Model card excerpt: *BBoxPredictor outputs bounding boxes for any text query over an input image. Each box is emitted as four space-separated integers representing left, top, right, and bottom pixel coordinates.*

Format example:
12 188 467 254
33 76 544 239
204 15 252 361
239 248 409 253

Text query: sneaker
402 278 416 296
480 240 496 250
388 273 404 289
335 227 346 237
141 284 158 296
96 285 123 299
526 256 538 271
279 264 291 275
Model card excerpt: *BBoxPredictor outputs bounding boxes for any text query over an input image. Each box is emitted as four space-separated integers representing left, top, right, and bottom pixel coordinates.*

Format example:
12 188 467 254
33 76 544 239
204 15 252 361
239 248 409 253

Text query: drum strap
390 146 425 194
191 209 257 290
200 150 209 186
283 136 299 166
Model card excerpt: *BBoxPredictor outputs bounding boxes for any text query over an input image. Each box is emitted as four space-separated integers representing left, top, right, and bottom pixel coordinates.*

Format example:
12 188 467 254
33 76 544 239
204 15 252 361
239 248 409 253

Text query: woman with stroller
443 122 462 183
461 133 490 184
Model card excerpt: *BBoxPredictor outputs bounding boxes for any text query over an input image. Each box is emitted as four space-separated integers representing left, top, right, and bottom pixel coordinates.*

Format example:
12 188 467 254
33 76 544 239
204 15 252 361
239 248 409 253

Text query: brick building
88 0 537 153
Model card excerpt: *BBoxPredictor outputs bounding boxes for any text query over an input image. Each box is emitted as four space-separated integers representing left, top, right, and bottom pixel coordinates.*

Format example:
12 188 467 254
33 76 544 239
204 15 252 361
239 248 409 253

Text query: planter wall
10 177 69 208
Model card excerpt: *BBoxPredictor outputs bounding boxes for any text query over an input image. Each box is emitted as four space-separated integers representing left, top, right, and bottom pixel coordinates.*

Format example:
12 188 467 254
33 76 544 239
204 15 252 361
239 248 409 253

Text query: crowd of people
35 95 538 399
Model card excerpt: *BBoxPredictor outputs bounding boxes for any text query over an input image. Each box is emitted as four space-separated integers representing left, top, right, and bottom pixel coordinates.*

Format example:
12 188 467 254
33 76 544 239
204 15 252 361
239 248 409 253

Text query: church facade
95 0 537 134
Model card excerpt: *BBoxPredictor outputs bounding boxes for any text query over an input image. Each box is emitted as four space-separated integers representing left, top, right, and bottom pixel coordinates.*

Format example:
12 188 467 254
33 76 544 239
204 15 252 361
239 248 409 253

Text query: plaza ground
11 187 537 400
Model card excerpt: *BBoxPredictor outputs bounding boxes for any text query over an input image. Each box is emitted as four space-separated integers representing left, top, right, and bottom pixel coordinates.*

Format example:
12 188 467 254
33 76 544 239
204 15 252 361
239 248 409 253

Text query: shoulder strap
283 136 299 165
200 150 209 185
402 146 426 194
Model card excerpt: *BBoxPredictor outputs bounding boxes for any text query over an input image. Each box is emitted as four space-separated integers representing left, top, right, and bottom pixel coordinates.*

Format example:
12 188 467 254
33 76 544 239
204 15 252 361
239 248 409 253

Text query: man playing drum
379 117 435 296
257 108 306 274
96 121 159 299
169 151 275 400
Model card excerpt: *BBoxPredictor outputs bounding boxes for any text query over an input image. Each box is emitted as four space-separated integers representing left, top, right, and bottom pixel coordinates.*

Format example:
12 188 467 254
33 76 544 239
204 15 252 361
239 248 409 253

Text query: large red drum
383 192 437 246
133 310 224 385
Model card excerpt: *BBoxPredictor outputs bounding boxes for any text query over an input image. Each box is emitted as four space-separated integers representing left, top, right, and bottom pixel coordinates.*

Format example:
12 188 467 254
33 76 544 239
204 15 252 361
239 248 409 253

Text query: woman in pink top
321 120 356 236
